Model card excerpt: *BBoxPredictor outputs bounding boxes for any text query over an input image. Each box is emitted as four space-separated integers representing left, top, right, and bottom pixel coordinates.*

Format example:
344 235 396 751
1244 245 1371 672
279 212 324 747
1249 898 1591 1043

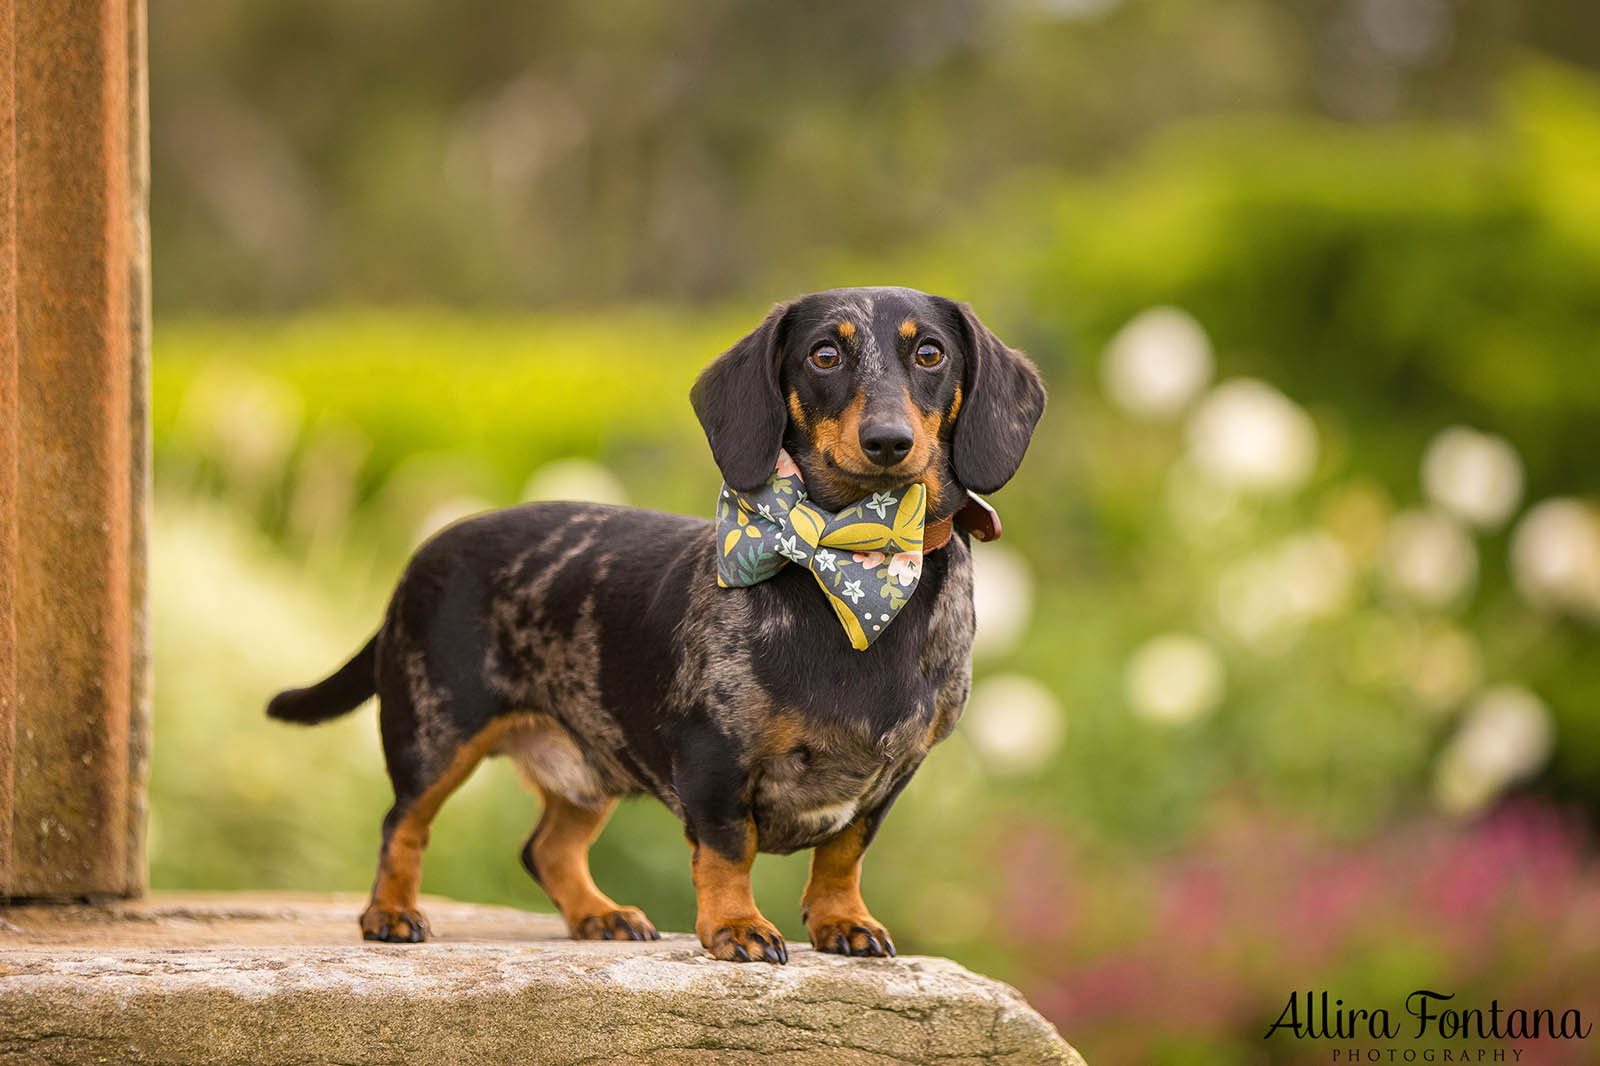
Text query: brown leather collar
925 492 1002 552
923 516 955 552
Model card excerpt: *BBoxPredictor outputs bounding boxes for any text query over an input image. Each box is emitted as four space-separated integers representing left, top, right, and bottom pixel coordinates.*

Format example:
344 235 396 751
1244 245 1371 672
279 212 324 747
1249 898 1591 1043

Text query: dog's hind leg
499 713 659 940
520 788 659 941
360 733 486 942
361 699 509 943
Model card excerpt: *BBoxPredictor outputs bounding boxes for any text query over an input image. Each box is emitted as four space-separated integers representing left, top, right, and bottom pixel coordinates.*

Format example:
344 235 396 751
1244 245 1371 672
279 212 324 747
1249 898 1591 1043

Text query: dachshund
267 286 1045 962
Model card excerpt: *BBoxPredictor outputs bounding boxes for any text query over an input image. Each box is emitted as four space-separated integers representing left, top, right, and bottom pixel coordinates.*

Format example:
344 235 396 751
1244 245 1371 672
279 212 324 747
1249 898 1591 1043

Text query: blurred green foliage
150 0 1597 311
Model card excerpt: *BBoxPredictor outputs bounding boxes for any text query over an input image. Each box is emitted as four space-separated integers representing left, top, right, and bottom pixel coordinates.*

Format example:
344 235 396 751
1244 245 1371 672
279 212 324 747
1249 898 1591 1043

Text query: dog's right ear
690 303 791 491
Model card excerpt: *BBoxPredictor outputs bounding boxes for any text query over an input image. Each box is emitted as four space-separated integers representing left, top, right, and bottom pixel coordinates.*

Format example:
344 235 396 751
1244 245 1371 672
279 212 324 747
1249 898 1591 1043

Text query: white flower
521 457 628 506
813 548 837 572
865 492 895 519
1186 378 1318 494
775 534 808 564
1421 426 1523 530
841 579 865 603
1509 498 1600 622
971 543 1034 660
1124 634 1225 724
1433 685 1554 816
1101 306 1214 420
964 674 1066 776
1380 509 1477 609
1214 531 1352 652
755 503 776 524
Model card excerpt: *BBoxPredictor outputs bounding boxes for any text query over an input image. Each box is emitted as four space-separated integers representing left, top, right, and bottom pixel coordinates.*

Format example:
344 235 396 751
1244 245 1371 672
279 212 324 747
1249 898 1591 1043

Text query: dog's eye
914 342 945 368
809 344 841 370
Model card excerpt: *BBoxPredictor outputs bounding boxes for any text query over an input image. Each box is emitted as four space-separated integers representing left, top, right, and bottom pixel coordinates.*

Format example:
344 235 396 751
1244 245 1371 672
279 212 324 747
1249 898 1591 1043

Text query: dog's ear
690 302 791 491
948 301 1046 494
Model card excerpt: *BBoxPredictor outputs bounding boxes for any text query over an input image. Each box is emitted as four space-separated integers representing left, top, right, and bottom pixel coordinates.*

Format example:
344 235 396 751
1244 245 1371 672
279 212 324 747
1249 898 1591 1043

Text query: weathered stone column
1 0 18 899
0 0 150 899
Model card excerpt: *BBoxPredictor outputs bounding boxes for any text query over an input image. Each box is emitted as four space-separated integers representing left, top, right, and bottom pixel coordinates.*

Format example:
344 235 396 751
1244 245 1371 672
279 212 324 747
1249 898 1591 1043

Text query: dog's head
691 287 1046 515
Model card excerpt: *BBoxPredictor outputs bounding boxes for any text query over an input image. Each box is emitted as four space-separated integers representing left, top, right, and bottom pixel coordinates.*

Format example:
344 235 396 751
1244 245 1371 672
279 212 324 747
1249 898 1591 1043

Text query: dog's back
373 499 973 838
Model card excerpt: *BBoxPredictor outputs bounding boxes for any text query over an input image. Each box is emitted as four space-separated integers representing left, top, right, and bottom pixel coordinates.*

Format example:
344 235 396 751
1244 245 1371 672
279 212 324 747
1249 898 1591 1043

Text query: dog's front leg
686 822 787 963
676 726 788 963
802 820 895 957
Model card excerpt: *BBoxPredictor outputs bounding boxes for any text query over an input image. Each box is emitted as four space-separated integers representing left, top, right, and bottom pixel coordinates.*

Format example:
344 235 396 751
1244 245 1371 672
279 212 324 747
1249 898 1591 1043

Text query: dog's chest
749 713 926 852
737 540 975 853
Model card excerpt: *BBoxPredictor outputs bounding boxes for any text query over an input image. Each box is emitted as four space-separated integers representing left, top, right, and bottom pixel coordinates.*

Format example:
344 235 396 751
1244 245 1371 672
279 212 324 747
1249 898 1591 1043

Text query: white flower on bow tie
865 492 895 519
841 579 865 603
813 548 838 572
776 534 808 564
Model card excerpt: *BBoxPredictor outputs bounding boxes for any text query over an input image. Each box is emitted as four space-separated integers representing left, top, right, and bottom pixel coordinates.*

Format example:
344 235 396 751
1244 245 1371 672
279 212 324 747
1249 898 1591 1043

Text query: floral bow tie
715 450 927 649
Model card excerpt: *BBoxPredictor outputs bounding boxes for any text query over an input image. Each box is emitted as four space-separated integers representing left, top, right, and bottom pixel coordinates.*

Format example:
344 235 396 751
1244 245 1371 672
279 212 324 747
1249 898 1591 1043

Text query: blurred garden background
148 1 1600 1062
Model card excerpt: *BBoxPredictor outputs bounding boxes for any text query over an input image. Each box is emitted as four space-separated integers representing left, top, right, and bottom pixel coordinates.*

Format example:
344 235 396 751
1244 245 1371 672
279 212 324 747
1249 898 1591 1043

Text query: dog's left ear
690 302 791 491
947 301 1046 494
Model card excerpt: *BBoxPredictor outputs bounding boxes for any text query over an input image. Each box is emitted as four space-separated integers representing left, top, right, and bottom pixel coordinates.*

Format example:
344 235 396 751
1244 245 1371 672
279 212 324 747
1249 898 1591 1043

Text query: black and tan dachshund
268 287 1045 962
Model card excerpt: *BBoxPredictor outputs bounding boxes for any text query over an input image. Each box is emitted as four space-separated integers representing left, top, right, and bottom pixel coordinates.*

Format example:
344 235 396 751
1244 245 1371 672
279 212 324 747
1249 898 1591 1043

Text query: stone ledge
0 893 1084 1066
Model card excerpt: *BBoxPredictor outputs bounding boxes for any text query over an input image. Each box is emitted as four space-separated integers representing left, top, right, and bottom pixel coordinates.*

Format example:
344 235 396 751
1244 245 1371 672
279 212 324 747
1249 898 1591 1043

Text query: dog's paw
360 904 430 943
699 915 789 963
572 906 661 942
808 915 895 958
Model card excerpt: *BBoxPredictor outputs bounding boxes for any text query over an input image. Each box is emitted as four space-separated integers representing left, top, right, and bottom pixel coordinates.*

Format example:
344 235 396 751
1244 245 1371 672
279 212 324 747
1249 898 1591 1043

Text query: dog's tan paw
360 904 430 943
808 915 894 957
572 906 660 942
699 915 789 963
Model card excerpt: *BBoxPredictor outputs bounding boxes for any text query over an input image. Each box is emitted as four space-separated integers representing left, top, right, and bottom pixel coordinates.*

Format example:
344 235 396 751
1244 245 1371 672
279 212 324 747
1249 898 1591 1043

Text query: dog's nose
858 422 914 467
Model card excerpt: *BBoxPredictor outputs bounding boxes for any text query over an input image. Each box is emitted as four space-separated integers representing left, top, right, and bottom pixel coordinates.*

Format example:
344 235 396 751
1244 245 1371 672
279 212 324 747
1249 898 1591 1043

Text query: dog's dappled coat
267 286 1044 963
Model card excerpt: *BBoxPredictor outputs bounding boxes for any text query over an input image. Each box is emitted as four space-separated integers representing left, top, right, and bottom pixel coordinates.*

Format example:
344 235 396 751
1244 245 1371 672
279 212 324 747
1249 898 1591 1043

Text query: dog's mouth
816 452 931 495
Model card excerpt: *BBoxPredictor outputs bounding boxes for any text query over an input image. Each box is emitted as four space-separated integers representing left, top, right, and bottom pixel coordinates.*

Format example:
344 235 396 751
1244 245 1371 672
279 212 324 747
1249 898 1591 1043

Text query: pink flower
887 551 923 586
853 551 886 569
774 449 800 480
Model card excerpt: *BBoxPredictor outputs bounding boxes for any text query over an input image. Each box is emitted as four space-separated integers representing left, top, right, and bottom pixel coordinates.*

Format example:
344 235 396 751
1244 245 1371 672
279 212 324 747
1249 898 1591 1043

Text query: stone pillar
1 0 18 898
0 0 150 899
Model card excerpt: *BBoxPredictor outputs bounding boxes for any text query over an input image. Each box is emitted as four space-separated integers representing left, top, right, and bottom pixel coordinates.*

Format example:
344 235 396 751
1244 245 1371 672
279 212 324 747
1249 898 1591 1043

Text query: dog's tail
266 635 378 725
